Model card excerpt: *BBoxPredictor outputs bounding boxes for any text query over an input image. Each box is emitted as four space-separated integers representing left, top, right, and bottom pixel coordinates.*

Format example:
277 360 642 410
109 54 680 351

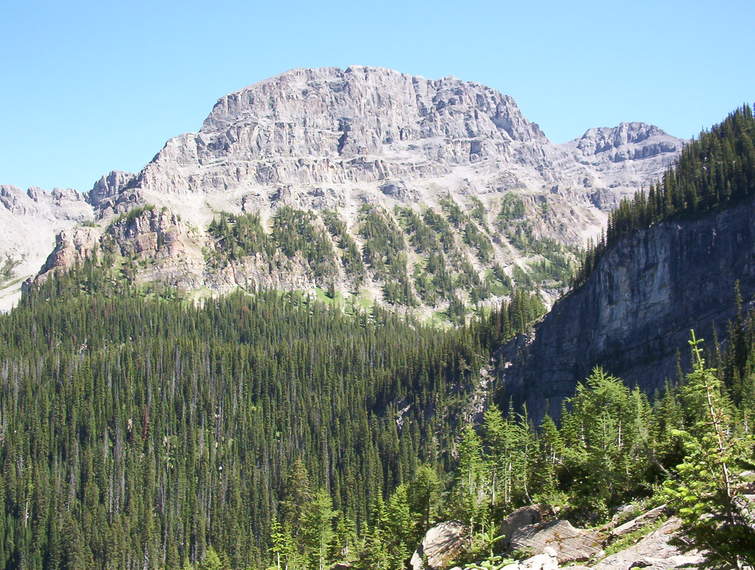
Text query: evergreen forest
0 107 753 569
0 258 546 569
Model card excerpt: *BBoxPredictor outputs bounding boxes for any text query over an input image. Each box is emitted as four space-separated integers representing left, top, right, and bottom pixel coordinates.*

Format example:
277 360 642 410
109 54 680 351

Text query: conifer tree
663 333 755 568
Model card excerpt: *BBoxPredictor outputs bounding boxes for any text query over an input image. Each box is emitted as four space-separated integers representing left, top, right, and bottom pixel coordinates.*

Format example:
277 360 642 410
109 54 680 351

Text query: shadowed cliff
495 197 754 420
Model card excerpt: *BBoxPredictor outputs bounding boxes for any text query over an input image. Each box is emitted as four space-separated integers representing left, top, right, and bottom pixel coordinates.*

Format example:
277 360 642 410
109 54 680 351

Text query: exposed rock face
130 66 548 199
102 66 680 222
594 517 704 569
502 548 559 570
565 122 683 210
509 520 602 563
496 198 755 420
609 505 668 539
88 170 136 212
0 185 93 311
500 505 547 548
37 226 100 278
410 521 470 570
39 207 205 290
3 67 683 312
569 123 679 162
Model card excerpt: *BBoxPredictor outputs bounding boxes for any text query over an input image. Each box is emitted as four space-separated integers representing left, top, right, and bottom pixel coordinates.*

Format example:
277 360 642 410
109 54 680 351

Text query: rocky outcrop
0 185 93 311
594 517 704 569
425 506 706 569
410 521 470 570
500 505 548 548
509 520 602 563
569 123 680 161
37 226 100 278
609 505 668 539
502 548 559 570
566 123 683 210
37 207 205 291
88 170 136 212
496 198 755 421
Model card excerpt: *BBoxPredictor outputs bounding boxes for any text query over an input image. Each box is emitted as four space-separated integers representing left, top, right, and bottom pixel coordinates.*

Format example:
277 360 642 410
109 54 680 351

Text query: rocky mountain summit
2 67 683 313
91 67 680 218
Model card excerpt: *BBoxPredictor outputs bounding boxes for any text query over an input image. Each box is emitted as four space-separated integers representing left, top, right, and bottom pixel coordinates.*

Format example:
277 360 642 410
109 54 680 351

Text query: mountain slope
494 105 755 419
0 185 92 311
7 66 682 316
497 198 754 419
0 263 490 568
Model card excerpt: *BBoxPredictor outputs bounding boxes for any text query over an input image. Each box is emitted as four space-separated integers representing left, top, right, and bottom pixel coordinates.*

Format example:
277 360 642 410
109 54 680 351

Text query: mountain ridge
1 66 683 313
493 104 755 420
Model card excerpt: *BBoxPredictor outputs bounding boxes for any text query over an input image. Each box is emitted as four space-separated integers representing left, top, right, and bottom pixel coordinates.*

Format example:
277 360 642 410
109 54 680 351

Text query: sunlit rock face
96 66 681 220
0 185 93 311
2 67 683 312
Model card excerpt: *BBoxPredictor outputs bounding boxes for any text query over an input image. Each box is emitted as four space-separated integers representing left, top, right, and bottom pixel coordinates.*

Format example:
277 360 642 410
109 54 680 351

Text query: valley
0 67 752 569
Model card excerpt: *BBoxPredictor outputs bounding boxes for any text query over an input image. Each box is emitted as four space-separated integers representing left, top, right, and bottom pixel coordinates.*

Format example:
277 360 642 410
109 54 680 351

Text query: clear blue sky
1 0 753 191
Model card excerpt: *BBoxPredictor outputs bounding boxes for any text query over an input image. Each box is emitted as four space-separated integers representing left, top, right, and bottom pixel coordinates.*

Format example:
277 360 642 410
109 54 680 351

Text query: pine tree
662 332 755 568
302 489 337 570
408 464 442 534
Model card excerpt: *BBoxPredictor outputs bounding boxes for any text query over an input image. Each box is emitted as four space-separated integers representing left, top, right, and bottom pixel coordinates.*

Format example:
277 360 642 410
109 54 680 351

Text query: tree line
574 104 755 287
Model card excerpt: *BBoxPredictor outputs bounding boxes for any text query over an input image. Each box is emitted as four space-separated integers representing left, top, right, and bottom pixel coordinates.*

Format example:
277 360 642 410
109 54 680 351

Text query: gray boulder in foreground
410 521 470 570
500 505 548 548
501 547 559 570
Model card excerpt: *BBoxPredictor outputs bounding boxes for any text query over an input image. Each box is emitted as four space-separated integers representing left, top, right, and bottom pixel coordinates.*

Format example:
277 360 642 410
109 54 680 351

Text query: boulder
605 504 641 529
410 521 470 570
500 547 559 570
510 520 602 563
518 552 558 570
500 505 547 548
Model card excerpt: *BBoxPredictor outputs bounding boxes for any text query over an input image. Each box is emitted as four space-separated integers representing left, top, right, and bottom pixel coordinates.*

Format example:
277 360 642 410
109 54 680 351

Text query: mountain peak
201 65 545 143
571 121 681 156
1 67 685 313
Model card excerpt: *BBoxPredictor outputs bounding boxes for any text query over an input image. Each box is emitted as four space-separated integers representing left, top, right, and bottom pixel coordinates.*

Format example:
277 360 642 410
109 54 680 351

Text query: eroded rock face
0 185 93 311
410 521 470 570
88 171 136 212
610 505 668 539
3 67 683 312
502 548 559 570
38 226 100 278
565 123 683 210
500 505 548 548
510 520 602 563
97 66 681 234
37 207 205 291
594 517 704 569
496 198 755 421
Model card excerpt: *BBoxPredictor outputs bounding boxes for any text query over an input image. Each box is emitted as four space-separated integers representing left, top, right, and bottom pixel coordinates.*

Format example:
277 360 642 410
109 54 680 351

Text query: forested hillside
0 106 752 570
0 256 546 569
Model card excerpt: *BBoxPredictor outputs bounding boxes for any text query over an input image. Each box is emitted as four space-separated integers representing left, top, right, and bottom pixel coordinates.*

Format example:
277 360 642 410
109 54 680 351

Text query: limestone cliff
95 66 681 225
3 67 683 313
495 198 755 419
0 185 93 311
